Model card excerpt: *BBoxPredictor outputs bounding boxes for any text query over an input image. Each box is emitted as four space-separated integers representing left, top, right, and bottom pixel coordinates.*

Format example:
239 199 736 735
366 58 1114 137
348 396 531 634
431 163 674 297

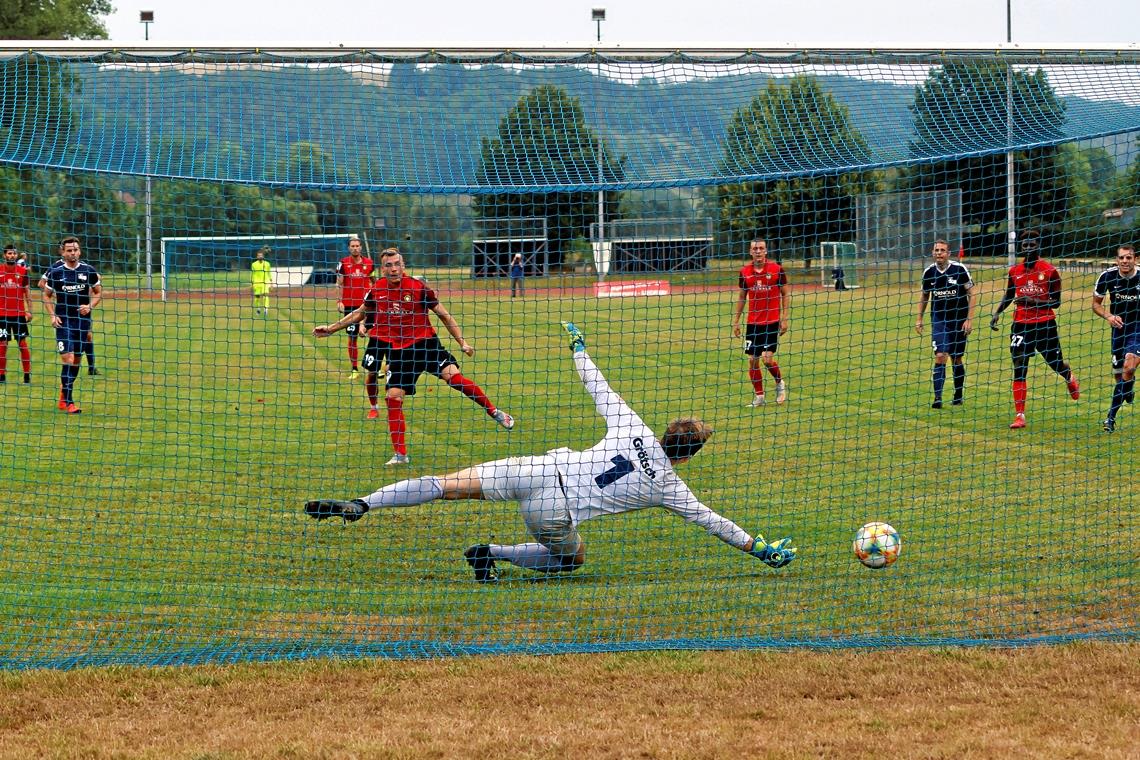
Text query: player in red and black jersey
334 237 374 380
0 244 33 383
989 230 1080 429
732 238 789 406
313 248 514 465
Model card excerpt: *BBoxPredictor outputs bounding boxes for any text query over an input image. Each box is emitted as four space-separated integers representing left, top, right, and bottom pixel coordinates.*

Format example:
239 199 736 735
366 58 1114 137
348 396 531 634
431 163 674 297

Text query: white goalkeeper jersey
549 353 753 550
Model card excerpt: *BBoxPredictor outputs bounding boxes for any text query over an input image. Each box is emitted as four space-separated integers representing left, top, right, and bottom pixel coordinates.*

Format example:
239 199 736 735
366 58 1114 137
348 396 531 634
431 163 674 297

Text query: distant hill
57 62 1140 188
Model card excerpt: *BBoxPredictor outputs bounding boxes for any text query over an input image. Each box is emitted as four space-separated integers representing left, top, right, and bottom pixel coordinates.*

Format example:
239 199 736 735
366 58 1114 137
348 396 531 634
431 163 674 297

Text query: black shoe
0 374 5 383
464 544 499 583
304 498 369 523
23 373 30 384
951 396 964 406
1103 418 1116 433
931 400 942 409
88 367 98 376
1126 391 1135 405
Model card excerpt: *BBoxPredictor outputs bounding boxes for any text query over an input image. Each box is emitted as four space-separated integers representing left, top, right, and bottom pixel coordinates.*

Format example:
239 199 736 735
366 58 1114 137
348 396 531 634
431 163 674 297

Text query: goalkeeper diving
306 323 797 582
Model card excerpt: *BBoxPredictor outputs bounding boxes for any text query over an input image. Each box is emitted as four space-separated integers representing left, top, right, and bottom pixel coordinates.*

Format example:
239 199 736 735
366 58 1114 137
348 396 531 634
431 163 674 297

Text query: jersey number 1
595 455 634 488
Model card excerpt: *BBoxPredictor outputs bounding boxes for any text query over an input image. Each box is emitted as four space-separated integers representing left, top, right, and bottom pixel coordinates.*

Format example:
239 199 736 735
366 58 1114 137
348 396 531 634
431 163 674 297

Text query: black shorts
0 316 29 342
345 321 362 338
361 338 391 375
1010 321 1063 360
386 336 459 395
744 322 780 357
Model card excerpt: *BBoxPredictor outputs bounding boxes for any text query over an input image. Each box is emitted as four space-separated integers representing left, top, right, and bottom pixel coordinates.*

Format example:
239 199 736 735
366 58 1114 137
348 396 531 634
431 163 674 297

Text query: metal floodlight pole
593 8 606 282
1005 0 1017 267
141 11 155 293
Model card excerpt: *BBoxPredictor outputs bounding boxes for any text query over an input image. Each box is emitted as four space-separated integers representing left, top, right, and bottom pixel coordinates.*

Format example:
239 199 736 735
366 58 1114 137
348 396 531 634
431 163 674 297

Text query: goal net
0 44 1137 667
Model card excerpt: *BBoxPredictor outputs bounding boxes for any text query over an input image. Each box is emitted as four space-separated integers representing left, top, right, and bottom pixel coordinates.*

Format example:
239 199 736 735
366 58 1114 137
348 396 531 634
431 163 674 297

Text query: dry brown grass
0 643 1136 759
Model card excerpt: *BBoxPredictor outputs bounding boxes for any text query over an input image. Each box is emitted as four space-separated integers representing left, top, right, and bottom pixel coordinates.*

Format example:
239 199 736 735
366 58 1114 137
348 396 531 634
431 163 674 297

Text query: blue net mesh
0 47 1137 669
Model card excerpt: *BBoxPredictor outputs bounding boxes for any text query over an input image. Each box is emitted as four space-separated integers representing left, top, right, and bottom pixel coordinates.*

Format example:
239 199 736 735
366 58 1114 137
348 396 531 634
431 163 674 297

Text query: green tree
278 142 364 235
907 62 1070 236
0 0 112 39
473 85 624 270
716 75 881 262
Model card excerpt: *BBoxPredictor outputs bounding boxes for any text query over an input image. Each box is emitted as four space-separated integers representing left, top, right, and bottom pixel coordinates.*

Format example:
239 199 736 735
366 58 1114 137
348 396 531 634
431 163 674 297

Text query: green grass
1 272 1136 667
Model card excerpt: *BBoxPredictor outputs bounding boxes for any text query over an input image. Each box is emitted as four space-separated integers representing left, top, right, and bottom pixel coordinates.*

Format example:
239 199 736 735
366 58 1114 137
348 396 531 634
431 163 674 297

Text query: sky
100 0 1140 46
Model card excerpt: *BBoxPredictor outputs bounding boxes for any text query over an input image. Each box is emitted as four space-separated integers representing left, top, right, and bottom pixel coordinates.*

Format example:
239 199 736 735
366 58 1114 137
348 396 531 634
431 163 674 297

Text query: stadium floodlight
139 10 154 40
592 8 605 41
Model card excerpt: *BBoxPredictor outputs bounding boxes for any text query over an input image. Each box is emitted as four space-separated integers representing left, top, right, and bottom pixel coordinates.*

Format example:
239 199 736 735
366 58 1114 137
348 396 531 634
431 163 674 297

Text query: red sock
386 396 407 455
19 341 30 374
766 362 782 382
1012 381 1027 414
749 368 764 395
0 343 6 373
348 340 359 369
365 375 379 407
447 373 494 413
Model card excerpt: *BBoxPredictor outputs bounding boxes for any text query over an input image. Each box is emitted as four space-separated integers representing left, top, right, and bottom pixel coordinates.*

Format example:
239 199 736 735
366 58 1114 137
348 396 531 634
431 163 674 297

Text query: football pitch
1 269 1136 667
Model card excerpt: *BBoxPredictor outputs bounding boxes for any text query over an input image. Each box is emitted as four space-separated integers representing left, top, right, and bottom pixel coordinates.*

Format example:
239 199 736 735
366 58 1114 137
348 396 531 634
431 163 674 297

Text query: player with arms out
0 244 33 384
732 238 789 406
1091 244 1140 433
915 239 977 408
306 323 797 583
335 237 374 380
989 230 1080 429
312 248 514 465
40 236 101 413
251 246 272 314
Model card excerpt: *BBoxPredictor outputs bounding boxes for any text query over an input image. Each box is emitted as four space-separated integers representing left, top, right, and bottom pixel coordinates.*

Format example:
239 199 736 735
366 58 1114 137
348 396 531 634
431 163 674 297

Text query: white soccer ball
853 522 901 569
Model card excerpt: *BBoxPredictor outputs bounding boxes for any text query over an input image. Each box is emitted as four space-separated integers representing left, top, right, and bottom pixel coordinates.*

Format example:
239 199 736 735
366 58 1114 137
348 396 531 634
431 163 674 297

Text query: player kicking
313 248 513 465
0 244 33 384
335 237 374 380
989 230 1079 430
1092 244 1140 433
305 322 798 583
732 238 789 406
915 239 977 408
40 236 101 413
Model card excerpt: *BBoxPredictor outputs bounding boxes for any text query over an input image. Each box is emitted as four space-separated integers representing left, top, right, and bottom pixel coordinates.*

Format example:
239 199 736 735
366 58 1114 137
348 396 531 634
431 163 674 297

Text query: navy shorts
1111 329 1140 372
0 316 29 342
361 338 392 375
55 321 90 355
744 322 780 356
931 320 967 358
386 335 459 395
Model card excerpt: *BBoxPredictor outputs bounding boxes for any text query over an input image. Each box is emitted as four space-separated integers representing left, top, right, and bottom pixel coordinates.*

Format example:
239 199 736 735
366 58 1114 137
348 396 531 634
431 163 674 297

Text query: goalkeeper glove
749 535 797 569
561 321 586 354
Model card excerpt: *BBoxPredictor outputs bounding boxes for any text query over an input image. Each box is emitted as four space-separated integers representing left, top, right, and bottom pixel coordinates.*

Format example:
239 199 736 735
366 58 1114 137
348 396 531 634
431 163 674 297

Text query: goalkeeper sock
748 367 764 395
490 543 570 572
932 363 946 399
361 476 443 509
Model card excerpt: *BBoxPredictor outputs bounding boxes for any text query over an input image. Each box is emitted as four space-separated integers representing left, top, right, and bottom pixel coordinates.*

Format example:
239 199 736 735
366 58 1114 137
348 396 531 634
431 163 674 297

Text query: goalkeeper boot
491 409 515 430
464 544 499 583
304 498 369 523
385 453 410 466
561 321 586 353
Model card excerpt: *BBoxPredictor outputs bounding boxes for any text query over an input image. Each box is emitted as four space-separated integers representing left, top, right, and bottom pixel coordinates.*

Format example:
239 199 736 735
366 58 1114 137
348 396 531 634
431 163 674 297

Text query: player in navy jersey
39 237 101 414
1092 244 1140 432
990 230 1079 430
305 323 797 583
916 240 977 408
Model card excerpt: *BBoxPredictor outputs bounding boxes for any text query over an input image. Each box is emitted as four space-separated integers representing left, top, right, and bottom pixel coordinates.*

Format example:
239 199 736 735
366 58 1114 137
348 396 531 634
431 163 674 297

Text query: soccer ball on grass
853 522 901 569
